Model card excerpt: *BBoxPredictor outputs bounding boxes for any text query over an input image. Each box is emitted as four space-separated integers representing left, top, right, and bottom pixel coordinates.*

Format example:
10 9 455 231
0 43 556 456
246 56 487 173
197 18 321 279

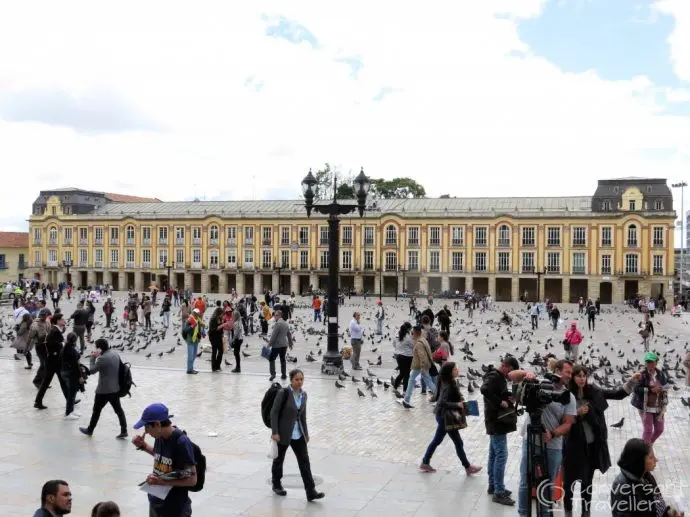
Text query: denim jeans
404 369 436 403
376 319 383 335
488 434 509 494
162 311 171 327
313 309 321 322
186 341 198 372
422 413 470 468
551 317 558 330
518 440 562 517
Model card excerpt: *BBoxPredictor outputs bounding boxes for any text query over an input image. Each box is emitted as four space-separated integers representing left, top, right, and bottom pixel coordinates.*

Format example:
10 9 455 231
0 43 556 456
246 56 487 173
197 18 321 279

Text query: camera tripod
525 412 552 517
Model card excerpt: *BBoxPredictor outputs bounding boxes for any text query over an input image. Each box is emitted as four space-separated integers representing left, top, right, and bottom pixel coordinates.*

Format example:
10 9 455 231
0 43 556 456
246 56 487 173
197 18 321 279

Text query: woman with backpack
419 362 482 475
270 369 325 502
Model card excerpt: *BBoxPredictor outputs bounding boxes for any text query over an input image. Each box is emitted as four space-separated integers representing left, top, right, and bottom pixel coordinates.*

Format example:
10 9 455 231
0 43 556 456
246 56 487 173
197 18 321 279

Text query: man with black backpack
132 403 203 517
586 299 597 330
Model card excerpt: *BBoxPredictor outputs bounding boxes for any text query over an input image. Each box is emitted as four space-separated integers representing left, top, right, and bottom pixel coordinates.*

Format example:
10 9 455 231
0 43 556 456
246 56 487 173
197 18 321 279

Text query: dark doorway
363 275 375 294
244 273 254 294
111 274 119 292
406 276 420 294
175 273 185 290
318 275 328 290
383 276 397 295
449 277 466 294
80 271 87 288
65 273 72 283
209 275 219 293
340 275 355 291
262 274 273 292
95 272 103 286
495 278 512 301
624 280 639 301
159 275 169 290
192 273 202 293
428 276 442 294
518 278 538 302
226 274 237 292
299 275 310 295
473 277 489 295
650 282 664 298
142 272 152 290
569 279 588 303
599 282 613 304
279 274 291 294
126 272 135 291
544 278 562 303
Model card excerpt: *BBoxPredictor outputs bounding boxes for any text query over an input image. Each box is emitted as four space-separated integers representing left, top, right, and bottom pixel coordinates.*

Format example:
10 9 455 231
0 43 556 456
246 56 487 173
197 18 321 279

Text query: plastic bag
269 439 279 459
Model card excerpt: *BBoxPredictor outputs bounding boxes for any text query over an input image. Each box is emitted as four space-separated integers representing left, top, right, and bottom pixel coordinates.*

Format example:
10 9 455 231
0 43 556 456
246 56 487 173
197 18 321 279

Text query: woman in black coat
611 438 681 517
60 332 83 418
563 365 640 517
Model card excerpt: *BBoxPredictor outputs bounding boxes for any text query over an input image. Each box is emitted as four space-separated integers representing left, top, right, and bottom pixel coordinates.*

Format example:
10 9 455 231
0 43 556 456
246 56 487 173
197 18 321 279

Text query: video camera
514 373 571 416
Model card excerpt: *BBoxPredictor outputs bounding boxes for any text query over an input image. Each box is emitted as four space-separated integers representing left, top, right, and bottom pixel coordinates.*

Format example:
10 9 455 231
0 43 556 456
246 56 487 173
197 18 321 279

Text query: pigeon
611 418 625 428
357 388 366 398
335 381 346 389
242 351 251 358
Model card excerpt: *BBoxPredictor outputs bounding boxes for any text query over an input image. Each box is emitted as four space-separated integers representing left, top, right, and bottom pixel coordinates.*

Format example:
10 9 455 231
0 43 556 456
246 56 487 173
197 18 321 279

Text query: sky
0 0 689 240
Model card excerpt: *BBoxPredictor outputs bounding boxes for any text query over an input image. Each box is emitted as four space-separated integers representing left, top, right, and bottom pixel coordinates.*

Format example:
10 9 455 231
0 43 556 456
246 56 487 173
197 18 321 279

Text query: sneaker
394 391 404 399
465 465 482 475
116 432 128 440
492 493 515 506
402 401 414 409
79 427 93 436
272 486 287 496
419 463 436 473
307 491 325 502
65 414 80 420
231 368 241 373
34 403 47 410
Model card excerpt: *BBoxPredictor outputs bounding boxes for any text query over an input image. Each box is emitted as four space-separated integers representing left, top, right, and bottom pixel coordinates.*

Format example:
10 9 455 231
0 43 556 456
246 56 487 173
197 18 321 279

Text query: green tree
313 163 333 201
370 177 426 199
336 182 356 199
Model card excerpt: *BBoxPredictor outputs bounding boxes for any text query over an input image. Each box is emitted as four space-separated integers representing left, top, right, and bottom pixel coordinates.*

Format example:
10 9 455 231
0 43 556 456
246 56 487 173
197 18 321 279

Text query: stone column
587 278 599 301
466 276 473 292
613 280 624 304
184 272 193 293
290 272 299 295
219 272 227 294
354 273 363 293
441 275 449 292
511 277 519 302
200 271 209 294
254 272 263 295
420 276 429 294
309 272 318 290
117 272 126 293
538 276 545 302
236 273 245 295
562 279 571 304
488 276 496 298
273 271 280 293
134 272 144 292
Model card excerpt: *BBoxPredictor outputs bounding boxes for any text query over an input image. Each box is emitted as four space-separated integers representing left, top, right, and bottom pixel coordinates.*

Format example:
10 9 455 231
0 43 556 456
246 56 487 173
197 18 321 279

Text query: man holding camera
517 359 577 517
481 356 536 506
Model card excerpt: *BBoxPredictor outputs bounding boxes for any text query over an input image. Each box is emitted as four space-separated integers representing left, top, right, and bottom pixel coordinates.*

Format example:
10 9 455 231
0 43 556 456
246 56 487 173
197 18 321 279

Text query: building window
572 227 586 246
629 200 636 211
243 226 253 245
49 227 58 244
262 227 272 246
342 226 353 245
51 206 56 215
318 226 329 246
364 250 374 270
474 227 487 247
244 250 254 267
209 250 219 267
226 250 236 267
209 225 219 242
572 252 586 274
521 252 535 273
95 249 103 265
142 227 151 244
110 226 119 243
497 225 510 247
174 227 185 245
34 250 41 266
652 227 664 247
226 226 237 244
474 251 487 272
654 199 663 210
451 252 464 272
652 255 663 274
546 252 560 273
158 226 168 244
408 251 419 271
521 227 535 247
125 225 135 243
428 251 440 272
602 199 612 211
451 226 464 246
262 250 272 268
625 254 638 274
385 225 397 246
111 249 119 266
341 250 353 269
299 226 309 245
281 227 291 246
319 250 329 269
407 227 419 246
547 227 560 247
95 227 103 244
385 252 397 271
280 250 289 268
601 255 611 275
364 226 375 246
142 249 151 266
79 227 88 244
497 251 510 272
157 249 168 267
429 227 440 246
191 249 200 265
63 227 73 243
33 227 41 244
79 249 87 266
299 250 309 269
175 249 184 266
627 224 638 247
601 226 612 247
127 249 135 265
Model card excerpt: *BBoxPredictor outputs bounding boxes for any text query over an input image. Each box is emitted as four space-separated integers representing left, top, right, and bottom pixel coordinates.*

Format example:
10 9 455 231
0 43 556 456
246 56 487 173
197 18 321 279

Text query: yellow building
0 232 29 283
27 179 675 303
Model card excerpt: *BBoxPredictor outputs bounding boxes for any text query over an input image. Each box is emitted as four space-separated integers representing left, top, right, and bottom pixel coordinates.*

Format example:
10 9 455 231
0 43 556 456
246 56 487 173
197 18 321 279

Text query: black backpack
261 383 289 428
174 429 206 492
118 360 135 398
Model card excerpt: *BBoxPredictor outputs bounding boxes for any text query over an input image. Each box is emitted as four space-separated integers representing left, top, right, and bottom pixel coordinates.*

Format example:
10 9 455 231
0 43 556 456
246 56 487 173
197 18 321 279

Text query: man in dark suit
267 310 293 381
270 369 324 501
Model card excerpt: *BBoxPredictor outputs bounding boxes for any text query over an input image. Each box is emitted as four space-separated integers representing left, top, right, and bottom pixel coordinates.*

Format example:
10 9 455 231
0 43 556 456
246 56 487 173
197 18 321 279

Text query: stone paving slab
1 294 690 516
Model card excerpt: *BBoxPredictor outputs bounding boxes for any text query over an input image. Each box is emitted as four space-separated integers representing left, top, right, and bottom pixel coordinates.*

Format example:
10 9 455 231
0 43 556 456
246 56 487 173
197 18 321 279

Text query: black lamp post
377 267 383 300
302 167 370 373
535 266 547 302
397 264 406 300
63 260 71 283
163 262 172 290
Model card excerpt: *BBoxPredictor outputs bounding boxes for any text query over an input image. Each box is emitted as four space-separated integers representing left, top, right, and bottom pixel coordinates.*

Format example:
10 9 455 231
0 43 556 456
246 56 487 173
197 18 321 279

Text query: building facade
0 232 28 283
27 179 675 303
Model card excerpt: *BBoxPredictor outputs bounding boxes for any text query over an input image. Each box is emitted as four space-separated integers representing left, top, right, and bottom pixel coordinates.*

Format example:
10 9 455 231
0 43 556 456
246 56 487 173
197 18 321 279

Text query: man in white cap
183 308 205 374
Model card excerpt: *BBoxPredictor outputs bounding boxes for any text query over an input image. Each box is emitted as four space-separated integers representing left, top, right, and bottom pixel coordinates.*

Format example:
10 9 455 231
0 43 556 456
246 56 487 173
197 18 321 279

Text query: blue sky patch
263 15 319 49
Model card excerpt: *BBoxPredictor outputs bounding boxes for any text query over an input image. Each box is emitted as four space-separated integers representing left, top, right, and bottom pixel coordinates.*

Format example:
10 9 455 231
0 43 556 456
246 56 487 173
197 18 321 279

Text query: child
122 309 129 328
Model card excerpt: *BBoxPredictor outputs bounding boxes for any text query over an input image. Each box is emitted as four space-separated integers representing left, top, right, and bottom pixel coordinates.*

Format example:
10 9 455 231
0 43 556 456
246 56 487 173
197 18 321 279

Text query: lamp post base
321 352 344 375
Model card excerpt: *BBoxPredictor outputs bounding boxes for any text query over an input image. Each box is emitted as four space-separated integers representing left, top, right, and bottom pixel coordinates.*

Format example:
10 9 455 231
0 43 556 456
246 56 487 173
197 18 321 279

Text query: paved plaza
1 294 690 516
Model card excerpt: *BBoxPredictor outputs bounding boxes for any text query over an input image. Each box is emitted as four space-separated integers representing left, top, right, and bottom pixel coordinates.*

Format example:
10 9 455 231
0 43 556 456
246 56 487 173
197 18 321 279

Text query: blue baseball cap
133 403 174 429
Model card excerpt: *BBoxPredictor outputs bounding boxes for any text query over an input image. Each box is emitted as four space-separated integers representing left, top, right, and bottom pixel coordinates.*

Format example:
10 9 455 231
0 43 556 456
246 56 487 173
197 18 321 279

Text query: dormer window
654 199 663 210
629 200 636 211
647 185 653 193
613 186 619 193
602 200 612 211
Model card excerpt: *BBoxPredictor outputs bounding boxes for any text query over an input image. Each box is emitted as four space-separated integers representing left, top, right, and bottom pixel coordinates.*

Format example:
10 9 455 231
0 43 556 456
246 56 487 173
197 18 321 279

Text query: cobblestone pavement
1 294 690 516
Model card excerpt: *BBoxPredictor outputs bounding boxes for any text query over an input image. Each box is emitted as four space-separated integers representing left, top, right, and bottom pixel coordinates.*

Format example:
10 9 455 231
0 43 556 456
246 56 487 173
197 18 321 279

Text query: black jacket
70 308 89 326
422 308 435 325
480 368 517 435
44 327 64 363
60 345 81 381
611 469 669 517
436 309 451 325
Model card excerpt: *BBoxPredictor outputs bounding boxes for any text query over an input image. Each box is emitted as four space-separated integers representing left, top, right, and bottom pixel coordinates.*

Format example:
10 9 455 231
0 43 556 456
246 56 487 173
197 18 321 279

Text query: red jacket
564 327 583 345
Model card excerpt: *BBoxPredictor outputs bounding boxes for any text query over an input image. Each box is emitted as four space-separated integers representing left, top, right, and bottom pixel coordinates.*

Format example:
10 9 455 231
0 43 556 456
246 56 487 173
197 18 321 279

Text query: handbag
425 346 439 377
443 407 467 431
562 338 571 351
261 345 272 360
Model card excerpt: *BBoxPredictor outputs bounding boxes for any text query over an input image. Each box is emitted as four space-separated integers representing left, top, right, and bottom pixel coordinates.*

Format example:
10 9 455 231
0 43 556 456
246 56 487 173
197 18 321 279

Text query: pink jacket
564 327 583 345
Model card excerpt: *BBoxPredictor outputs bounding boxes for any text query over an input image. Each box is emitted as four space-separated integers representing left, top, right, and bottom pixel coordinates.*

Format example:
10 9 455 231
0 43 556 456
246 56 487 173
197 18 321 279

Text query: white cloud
0 0 689 237
656 0 690 82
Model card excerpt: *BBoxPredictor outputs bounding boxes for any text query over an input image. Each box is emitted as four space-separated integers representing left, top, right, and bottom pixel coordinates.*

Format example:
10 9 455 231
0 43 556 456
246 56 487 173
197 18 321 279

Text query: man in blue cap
132 403 197 517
